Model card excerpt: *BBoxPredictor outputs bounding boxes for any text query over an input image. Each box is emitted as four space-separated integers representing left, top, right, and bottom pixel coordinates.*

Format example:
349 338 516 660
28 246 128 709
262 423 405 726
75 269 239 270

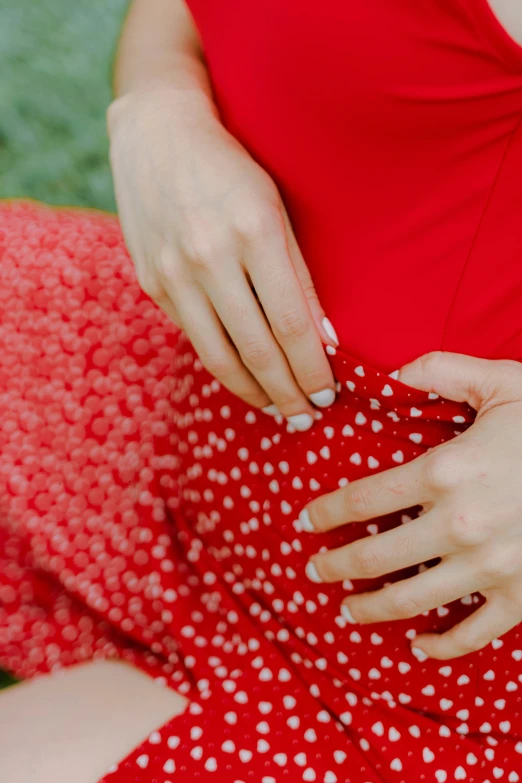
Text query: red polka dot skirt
1 202 522 782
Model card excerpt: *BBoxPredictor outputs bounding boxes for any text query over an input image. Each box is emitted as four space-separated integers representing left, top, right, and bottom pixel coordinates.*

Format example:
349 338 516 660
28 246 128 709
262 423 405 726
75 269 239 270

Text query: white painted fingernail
389 369 400 380
305 561 322 583
309 388 336 408
322 317 339 347
262 404 280 416
411 646 429 662
287 413 314 431
299 508 315 532
341 604 357 624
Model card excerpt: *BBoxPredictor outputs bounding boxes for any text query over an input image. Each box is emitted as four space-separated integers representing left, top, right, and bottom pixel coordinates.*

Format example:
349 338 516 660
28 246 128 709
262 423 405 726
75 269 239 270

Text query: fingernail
322 317 339 347
305 561 322 583
298 508 315 532
411 646 429 662
341 604 357 624
389 369 400 380
286 413 314 431
262 404 280 416
309 388 336 408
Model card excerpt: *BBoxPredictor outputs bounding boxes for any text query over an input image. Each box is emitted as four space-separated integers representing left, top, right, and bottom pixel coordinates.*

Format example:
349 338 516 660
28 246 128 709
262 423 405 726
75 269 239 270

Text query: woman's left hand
301 351 522 660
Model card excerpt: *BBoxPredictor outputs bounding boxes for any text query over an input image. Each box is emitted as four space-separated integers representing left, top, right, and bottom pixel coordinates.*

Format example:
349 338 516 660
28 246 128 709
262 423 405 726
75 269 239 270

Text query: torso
185 0 522 371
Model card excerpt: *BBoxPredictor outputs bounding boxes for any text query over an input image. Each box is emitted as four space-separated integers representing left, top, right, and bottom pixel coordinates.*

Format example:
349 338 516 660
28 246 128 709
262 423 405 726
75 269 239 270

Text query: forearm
111 0 215 106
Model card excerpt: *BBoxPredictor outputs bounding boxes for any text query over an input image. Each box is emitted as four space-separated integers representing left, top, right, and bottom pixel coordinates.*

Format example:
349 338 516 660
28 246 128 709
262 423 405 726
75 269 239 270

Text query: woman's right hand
108 86 338 430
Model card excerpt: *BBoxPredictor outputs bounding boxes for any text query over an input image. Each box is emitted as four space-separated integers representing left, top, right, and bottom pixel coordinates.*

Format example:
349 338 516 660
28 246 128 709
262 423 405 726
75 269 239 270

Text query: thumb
281 203 339 349
397 351 522 411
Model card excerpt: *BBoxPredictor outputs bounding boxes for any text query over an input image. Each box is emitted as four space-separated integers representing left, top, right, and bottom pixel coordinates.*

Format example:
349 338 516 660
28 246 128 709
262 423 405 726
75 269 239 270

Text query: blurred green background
0 0 129 689
0 0 129 211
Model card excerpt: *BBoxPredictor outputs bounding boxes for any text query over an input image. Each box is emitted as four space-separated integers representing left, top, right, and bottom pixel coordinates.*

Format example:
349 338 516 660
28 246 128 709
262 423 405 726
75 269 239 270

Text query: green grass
0 670 16 689
0 0 129 689
0 0 129 210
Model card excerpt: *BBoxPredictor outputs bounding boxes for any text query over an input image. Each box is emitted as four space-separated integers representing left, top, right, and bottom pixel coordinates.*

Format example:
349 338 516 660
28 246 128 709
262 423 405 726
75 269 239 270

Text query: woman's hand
108 86 338 430
301 351 522 659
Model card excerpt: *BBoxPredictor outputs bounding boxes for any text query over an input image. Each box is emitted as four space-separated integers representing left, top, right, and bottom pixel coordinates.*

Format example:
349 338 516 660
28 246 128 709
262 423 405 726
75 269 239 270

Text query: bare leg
0 659 187 783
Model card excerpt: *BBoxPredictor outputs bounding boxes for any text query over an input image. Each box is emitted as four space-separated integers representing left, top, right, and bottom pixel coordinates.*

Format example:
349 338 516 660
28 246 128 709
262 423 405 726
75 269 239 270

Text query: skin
0 659 187 783
107 0 522 432
2 1 522 779
303 352 522 661
108 0 338 434
489 0 522 44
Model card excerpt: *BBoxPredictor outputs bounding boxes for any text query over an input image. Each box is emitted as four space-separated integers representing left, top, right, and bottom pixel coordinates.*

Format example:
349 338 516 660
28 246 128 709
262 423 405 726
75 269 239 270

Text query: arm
111 0 215 105
107 0 338 427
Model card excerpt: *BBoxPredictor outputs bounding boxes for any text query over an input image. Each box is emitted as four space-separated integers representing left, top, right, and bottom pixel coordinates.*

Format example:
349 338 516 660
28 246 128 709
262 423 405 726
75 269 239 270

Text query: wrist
107 82 219 138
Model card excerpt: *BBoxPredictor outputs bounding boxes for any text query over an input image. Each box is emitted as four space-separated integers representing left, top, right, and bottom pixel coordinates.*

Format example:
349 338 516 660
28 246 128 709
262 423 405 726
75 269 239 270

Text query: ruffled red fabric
1 201 522 781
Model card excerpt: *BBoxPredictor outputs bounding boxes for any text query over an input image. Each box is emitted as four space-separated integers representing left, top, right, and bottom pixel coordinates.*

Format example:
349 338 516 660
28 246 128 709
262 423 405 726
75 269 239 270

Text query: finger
154 289 182 327
306 510 444 583
300 457 428 533
339 558 479 624
397 351 522 412
136 265 181 326
244 217 337 409
412 593 519 660
281 203 339 348
164 277 273 411
139 247 182 326
122 232 171 310
201 268 322 427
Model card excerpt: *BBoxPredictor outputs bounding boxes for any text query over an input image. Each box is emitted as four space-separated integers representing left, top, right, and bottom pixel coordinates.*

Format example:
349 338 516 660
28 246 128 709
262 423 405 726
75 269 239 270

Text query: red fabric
3 5 522 781
185 0 522 371
2 201 522 781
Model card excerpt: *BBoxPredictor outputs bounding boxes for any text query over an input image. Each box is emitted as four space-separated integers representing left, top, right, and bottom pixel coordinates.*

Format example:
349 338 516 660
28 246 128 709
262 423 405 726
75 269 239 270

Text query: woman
1 1 522 781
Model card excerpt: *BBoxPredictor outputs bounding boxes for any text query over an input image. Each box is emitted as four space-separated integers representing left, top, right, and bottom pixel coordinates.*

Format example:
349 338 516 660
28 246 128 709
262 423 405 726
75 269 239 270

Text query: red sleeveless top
184 0 522 371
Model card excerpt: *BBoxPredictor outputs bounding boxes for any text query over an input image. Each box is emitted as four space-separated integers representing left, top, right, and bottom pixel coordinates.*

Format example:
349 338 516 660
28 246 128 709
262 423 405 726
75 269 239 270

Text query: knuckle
387 588 423 619
420 351 446 376
179 227 216 271
274 308 310 342
156 248 178 281
300 274 320 303
199 352 234 381
422 447 462 492
233 203 278 240
241 339 273 371
353 543 381 578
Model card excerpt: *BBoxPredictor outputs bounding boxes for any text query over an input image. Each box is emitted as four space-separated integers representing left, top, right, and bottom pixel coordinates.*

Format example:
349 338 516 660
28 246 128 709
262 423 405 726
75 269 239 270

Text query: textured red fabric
1 201 522 781
184 0 522 371
3 4 522 780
